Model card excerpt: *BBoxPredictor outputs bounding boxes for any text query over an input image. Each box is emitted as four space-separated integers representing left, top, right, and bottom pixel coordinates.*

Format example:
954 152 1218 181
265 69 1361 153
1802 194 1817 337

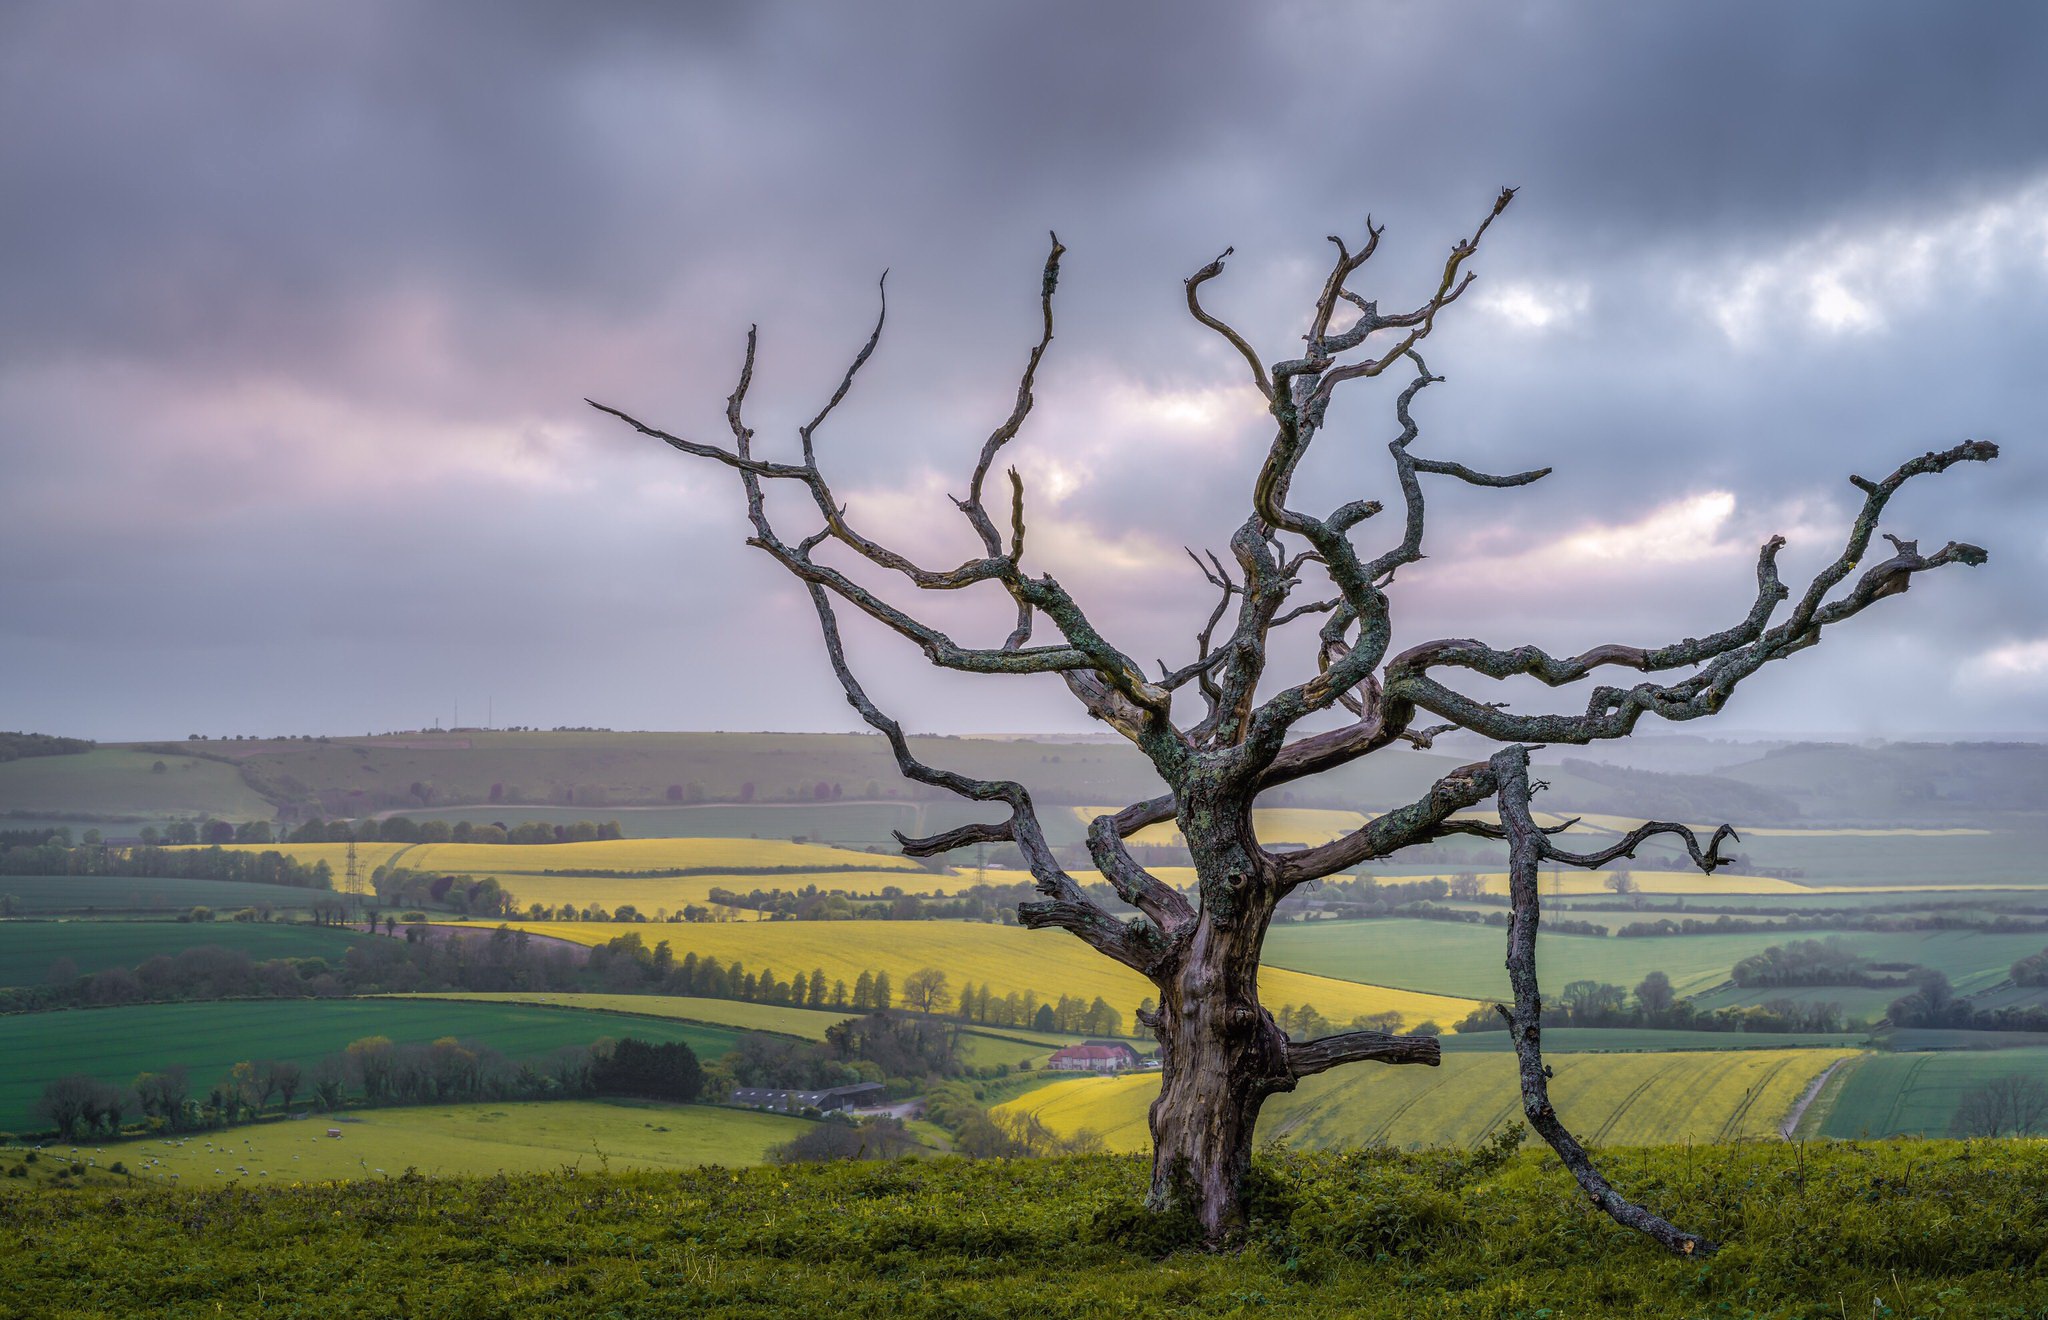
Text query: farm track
1780 1057 1852 1139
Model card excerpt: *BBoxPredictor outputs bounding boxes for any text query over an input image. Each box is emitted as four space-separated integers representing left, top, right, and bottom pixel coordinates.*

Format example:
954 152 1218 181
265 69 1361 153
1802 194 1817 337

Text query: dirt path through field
1780 1058 1850 1138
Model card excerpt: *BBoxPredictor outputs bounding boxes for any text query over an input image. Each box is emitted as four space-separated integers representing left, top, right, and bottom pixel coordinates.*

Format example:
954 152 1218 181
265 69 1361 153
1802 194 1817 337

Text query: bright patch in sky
1702 172 2048 343
1552 490 1738 565
1962 639 2048 690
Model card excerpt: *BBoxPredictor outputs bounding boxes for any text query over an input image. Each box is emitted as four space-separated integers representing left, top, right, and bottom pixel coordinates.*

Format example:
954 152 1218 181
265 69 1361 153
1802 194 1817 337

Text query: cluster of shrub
1730 937 1921 989
0 732 94 761
1887 967 2048 1033
30 1034 702 1142
371 868 516 917
0 840 334 887
700 880 1040 925
1452 970 1853 1034
287 816 627 845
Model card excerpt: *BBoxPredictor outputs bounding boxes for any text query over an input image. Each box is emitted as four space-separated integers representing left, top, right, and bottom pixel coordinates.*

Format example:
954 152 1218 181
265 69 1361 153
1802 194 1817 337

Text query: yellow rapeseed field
460 919 1485 1031
174 841 413 869
998 1047 1858 1151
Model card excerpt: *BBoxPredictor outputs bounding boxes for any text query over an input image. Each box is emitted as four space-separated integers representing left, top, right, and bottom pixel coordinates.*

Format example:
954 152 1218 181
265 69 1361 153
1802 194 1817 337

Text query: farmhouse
729 1082 886 1113
1047 1040 1141 1072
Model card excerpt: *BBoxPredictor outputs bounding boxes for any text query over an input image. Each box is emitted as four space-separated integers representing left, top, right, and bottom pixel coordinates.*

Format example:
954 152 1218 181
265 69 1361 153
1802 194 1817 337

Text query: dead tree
591 188 1995 1250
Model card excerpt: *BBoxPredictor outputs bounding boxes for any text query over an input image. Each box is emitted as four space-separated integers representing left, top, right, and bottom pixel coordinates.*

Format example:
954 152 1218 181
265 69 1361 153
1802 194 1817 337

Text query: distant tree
1950 1076 2048 1138
1634 971 1676 1018
852 970 875 1011
807 967 829 1008
1034 1003 1056 1033
902 967 950 1015
489 782 505 803
738 782 756 803
872 970 893 1011
590 1038 702 1103
666 784 685 802
36 1074 108 1140
769 1114 921 1164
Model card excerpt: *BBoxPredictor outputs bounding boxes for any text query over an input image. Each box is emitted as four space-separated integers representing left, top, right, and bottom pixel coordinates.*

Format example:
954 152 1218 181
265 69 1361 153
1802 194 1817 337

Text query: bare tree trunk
1144 912 1290 1244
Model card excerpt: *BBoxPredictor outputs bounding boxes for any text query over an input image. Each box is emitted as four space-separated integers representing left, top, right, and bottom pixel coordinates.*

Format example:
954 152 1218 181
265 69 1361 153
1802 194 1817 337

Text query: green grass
1818 1047 2048 1138
0 921 367 987
1263 917 2048 1003
0 749 273 820
0 875 333 914
10 1142 2048 1317
0 1000 747 1133
84 1100 815 1185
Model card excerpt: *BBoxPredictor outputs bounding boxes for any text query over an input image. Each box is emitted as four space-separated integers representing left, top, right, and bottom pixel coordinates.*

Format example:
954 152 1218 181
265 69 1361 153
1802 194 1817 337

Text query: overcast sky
4 1 2044 743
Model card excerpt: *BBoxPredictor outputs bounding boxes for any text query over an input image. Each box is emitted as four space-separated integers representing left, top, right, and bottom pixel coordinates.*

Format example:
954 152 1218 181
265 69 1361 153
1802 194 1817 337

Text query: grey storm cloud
2 0 2045 741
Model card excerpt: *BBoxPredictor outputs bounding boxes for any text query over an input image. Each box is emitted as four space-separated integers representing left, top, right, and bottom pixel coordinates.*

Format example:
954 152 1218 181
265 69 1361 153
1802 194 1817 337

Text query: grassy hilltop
6 1142 2048 1317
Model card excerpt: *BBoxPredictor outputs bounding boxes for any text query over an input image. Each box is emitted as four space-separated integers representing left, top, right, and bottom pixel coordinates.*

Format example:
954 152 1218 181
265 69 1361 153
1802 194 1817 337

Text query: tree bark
1145 914 1291 1244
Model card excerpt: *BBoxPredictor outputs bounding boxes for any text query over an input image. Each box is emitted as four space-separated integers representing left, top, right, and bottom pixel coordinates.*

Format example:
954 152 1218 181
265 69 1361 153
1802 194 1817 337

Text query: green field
999 1048 1856 1152
0 749 275 821
0 921 367 987
0 874 333 915
0 1000 747 1133
8 1142 2048 1316
99 1100 816 1184
1814 1047 2048 1138
1263 918 2048 1003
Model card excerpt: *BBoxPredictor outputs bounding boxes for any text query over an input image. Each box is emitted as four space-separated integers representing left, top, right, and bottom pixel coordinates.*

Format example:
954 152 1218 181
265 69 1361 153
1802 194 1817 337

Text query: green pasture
0 921 366 987
12 1142 2048 1317
0 749 272 821
1685 984 1904 1022
99 1100 816 1184
0 874 332 915
1816 1047 2048 1138
1262 918 2048 1004
0 1000 745 1134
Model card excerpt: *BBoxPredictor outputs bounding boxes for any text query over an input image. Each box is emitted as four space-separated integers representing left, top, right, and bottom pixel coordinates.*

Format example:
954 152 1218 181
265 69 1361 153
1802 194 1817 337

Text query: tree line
0 841 333 888
1452 970 1854 1035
